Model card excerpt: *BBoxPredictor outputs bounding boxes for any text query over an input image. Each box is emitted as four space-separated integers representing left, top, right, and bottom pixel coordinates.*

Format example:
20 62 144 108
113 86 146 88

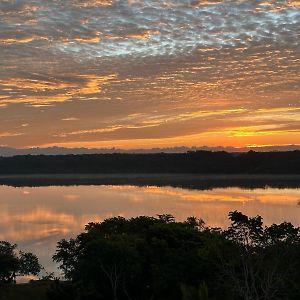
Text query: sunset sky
0 0 299 149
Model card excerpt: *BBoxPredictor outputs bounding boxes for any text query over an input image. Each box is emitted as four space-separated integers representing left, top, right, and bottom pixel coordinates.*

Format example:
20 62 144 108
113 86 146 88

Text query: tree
0 241 41 284
219 211 300 300
53 212 300 300
53 215 220 300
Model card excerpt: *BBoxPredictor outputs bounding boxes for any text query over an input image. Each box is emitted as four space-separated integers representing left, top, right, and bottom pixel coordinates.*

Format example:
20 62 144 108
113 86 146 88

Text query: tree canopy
0 151 299 174
52 212 300 300
0 241 41 284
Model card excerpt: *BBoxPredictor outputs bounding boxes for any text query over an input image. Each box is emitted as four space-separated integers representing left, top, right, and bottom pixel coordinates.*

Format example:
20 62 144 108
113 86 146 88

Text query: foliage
0 241 41 284
53 215 218 300
219 211 300 300
52 212 300 300
180 282 209 300
46 280 79 300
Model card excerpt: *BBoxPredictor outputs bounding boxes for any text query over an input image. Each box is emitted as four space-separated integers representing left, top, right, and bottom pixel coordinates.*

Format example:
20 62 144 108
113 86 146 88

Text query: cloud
1 0 299 56
62 117 80 121
0 131 24 138
0 74 117 106
55 123 160 138
0 0 299 148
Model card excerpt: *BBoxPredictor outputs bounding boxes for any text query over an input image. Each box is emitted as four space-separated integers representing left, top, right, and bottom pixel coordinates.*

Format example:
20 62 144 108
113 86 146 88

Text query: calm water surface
0 184 299 278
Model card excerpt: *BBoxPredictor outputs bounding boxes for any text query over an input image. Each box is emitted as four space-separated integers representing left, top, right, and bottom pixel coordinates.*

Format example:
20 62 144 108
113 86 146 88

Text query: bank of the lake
0 173 300 189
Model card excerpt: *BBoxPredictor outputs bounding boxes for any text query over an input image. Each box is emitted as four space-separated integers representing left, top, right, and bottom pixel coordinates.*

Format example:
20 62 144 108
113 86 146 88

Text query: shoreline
0 173 299 189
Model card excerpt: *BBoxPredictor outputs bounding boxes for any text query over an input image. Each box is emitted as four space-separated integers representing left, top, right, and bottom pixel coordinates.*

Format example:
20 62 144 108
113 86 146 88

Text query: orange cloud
0 74 117 106
0 36 48 44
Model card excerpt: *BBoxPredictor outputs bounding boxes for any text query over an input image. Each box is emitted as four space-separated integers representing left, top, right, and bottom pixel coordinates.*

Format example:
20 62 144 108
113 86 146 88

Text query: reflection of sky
0 0 299 148
0 184 299 277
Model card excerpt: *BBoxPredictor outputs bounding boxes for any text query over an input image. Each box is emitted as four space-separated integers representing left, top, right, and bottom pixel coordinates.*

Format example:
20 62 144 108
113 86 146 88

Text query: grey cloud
2 0 298 56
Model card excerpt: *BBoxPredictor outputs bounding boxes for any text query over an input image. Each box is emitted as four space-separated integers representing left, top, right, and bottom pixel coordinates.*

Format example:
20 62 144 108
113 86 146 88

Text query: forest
0 150 299 174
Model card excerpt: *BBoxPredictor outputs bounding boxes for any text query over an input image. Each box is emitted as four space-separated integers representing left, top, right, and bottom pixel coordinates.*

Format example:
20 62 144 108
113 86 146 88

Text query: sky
0 0 299 149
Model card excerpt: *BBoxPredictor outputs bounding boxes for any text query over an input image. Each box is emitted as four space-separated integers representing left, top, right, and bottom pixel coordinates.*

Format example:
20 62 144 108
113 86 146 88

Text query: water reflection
0 184 299 276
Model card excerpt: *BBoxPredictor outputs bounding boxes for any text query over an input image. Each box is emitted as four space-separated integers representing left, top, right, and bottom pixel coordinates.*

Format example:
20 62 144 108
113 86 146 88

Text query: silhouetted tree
52 212 300 300
218 211 300 300
0 241 41 283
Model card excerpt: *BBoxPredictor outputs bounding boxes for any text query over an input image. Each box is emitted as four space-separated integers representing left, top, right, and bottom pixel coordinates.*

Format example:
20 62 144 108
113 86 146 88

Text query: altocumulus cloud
0 0 299 148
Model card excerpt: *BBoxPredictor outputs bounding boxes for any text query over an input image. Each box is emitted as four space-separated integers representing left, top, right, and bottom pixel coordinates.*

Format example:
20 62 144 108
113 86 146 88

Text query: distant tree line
0 150 299 174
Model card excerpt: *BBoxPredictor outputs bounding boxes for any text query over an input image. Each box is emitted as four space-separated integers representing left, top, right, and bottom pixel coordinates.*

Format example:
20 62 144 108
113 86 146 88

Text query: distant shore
0 151 299 175
1 173 299 189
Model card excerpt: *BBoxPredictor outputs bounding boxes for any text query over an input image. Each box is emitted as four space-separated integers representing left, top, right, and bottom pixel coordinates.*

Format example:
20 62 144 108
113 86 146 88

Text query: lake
0 178 299 279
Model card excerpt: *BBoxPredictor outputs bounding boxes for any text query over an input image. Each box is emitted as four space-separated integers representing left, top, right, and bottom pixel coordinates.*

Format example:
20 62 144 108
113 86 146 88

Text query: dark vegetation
0 150 299 174
1 174 300 190
0 281 50 300
50 212 300 300
2 211 300 299
0 241 42 299
0 241 41 284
